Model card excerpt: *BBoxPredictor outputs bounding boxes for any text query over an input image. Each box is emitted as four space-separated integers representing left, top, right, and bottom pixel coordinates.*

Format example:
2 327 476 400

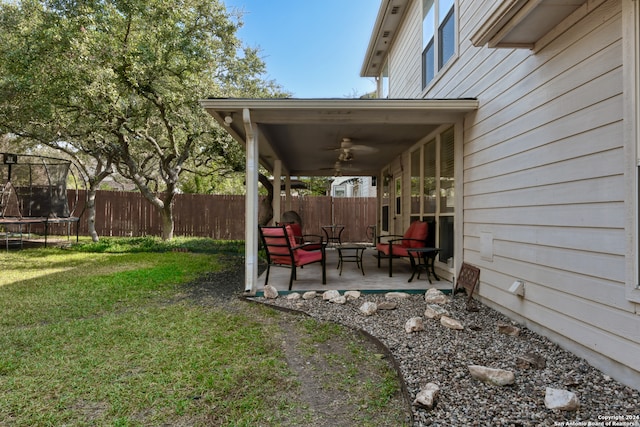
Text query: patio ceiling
200 98 478 177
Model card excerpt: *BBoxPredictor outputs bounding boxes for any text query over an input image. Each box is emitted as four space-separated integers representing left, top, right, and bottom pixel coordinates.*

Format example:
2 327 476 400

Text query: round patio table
322 224 345 246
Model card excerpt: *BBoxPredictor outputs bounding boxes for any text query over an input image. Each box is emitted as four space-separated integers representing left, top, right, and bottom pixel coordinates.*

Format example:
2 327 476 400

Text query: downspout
243 108 259 294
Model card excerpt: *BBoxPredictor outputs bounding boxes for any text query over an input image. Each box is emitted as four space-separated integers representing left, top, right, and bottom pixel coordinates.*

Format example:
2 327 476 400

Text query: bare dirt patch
181 257 411 426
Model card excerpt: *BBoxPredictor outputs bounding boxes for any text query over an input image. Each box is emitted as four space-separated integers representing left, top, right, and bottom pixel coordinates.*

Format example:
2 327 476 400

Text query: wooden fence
50 190 377 242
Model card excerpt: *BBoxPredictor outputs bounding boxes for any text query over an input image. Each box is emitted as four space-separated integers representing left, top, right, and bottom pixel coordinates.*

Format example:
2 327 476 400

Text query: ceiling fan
330 138 379 161
319 161 363 177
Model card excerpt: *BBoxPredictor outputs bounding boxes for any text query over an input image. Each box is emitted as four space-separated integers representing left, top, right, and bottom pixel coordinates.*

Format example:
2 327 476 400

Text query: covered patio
200 98 479 295
257 245 453 295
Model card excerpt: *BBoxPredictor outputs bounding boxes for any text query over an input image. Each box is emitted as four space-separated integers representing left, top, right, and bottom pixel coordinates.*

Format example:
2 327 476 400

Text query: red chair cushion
376 221 428 255
262 226 294 264
402 221 417 243
287 223 304 244
296 248 323 265
407 221 428 248
375 242 410 257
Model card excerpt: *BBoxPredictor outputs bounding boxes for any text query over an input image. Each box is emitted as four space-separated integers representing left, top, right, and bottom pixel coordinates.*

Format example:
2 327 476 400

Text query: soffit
471 0 589 48
200 98 478 177
361 0 411 77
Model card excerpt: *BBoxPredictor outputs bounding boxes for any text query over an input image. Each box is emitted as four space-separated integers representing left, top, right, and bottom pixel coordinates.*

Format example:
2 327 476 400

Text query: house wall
384 0 640 389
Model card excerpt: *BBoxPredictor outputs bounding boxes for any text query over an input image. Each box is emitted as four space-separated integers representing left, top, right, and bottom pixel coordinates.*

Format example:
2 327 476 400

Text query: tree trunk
258 173 274 226
86 186 99 242
160 201 174 241
157 187 177 241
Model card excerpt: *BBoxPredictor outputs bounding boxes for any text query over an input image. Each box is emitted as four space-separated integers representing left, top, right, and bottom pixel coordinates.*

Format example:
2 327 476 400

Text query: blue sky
223 0 380 98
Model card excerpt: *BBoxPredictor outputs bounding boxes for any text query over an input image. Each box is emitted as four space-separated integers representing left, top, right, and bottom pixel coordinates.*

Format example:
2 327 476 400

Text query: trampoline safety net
0 153 73 218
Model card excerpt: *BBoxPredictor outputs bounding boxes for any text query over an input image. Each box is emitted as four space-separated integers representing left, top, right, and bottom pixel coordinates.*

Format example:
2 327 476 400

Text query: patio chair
277 221 324 251
375 220 429 277
259 224 327 290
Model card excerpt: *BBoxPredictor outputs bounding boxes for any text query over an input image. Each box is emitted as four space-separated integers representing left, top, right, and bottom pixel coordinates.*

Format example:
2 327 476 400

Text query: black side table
336 243 366 276
407 247 440 283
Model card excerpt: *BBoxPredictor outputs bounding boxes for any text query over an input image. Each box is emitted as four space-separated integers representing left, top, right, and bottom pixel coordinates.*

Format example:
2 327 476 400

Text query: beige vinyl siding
388 0 422 98
388 0 638 385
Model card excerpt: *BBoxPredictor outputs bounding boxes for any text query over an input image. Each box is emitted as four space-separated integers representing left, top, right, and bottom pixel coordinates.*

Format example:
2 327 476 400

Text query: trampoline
0 153 83 250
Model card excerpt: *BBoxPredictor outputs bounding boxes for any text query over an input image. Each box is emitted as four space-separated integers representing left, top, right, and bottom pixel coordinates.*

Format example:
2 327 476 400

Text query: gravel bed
254 291 640 427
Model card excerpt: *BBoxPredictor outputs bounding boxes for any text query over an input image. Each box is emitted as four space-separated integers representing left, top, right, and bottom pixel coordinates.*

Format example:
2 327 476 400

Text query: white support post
243 108 259 294
273 160 282 225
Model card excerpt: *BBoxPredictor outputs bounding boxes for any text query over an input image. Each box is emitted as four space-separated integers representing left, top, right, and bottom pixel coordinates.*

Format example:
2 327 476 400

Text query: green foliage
0 0 289 238
71 236 244 254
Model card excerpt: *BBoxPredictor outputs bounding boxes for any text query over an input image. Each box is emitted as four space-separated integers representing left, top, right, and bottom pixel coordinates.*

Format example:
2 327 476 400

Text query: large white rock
330 295 347 304
386 291 410 300
378 301 398 310
440 315 464 330
424 304 449 319
497 322 521 336
359 301 378 316
302 291 317 300
425 288 449 304
468 365 515 386
544 388 579 411
286 292 301 300
405 317 425 333
322 290 341 300
344 290 361 301
263 285 279 299
413 383 440 409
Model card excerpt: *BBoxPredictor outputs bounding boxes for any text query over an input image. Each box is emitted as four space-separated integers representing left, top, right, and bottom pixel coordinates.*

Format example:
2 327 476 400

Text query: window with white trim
410 127 456 266
422 0 455 89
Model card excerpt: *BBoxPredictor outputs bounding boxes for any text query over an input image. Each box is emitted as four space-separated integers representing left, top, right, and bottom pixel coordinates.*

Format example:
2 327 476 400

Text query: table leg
408 253 418 282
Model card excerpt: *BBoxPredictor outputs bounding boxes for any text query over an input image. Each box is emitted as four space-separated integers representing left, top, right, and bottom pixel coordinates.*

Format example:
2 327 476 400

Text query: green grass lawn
0 237 407 427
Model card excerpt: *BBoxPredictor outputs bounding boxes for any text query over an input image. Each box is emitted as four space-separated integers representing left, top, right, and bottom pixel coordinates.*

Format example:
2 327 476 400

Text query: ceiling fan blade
350 144 378 153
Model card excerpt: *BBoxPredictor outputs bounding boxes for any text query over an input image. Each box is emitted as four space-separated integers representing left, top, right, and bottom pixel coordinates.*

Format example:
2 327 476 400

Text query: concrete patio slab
256 246 452 295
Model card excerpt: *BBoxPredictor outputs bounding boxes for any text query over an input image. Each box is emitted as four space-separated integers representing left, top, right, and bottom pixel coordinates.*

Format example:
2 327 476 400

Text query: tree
0 0 286 240
0 1 118 240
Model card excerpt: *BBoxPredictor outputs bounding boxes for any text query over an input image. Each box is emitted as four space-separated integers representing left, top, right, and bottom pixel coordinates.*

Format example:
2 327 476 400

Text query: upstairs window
422 0 455 88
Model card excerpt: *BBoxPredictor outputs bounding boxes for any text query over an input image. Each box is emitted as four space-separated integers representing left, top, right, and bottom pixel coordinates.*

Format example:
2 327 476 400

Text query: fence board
53 190 376 241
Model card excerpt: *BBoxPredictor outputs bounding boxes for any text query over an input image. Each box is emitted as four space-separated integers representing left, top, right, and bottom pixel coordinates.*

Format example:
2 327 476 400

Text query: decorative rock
516 352 546 370
322 290 341 301
424 304 449 319
425 288 449 304
440 315 464 330
377 301 398 310
344 290 361 301
286 292 301 300
263 285 279 299
386 291 410 300
405 317 425 333
497 322 521 336
359 301 378 316
302 291 317 300
330 295 347 304
413 383 440 409
544 387 579 411
468 365 515 386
